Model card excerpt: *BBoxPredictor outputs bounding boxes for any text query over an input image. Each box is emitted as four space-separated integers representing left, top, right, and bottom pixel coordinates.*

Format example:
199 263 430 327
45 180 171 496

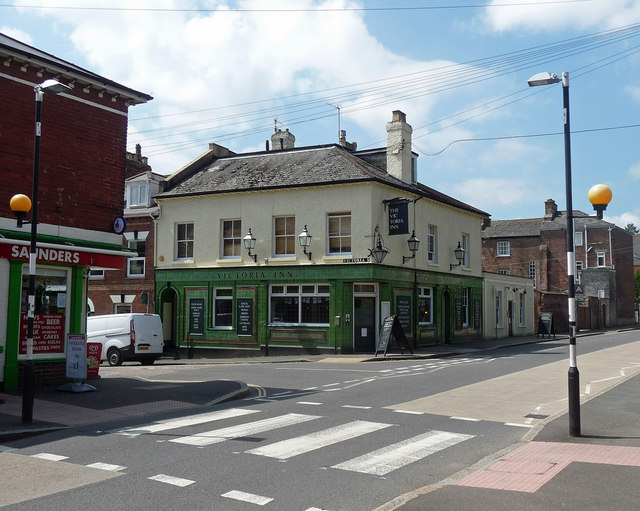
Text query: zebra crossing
115 407 475 476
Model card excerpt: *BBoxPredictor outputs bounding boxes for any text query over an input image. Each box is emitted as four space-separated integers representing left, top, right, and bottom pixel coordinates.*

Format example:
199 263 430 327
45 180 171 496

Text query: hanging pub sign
388 200 409 235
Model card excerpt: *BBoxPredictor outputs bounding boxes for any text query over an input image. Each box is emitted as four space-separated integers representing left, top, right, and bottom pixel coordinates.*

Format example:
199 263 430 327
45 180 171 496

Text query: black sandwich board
375 315 413 357
536 312 555 338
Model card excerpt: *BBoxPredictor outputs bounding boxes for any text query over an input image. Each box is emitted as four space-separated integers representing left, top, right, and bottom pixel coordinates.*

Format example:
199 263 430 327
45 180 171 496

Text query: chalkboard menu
376 316 394 355
189 298 205 335
474 299 481 330
375 316 413 357
237 298 254 336
537 312 555 338
455 298 463 330
396 296 412 334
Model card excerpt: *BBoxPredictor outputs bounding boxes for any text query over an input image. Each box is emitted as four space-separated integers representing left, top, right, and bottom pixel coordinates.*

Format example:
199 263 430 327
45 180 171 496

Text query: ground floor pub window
269 284 330 325
20 267 69 356
419 287 433 324
213 288 233 328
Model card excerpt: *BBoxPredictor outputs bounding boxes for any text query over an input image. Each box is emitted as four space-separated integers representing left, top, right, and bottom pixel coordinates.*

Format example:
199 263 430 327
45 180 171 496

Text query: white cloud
480 0 640 32
628 162 640 179
605 211 640 229
0 26 33 44
451 177 531 209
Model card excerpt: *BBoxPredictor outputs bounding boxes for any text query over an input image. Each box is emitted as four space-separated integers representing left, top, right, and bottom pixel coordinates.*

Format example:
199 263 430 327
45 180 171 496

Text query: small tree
625 223 639 235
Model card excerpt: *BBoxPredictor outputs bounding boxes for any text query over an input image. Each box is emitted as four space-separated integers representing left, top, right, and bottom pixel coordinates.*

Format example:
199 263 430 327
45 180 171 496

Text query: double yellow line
248 384 267 397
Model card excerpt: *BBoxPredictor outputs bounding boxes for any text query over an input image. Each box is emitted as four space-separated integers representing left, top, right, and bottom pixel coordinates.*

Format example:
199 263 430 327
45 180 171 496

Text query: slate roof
0 32 152 104
483 210 617 238
157 144 490 218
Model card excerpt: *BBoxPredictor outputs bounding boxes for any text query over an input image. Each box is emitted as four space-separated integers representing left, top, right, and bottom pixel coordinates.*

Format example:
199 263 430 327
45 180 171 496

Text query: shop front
0 234 134 391
156 263 483 356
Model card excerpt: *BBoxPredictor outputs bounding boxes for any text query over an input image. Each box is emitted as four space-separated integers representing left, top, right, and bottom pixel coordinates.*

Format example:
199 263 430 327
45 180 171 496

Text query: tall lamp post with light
527 71 582 436
9 78 70 424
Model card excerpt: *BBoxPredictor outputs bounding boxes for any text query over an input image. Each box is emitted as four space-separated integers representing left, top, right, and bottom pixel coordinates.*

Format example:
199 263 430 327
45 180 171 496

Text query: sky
3 0 640 228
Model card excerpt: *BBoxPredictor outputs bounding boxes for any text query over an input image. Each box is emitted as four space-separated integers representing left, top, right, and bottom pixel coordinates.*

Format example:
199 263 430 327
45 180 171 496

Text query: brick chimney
271 128 295 151
386 110 413 183
544 199 558 220
339 129 357 151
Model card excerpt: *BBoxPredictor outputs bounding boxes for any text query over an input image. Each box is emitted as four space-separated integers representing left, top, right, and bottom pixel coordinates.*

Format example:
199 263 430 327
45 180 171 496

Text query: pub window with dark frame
418 287 433 324
269 284 330 325
462 287 470 327
212 288 233 328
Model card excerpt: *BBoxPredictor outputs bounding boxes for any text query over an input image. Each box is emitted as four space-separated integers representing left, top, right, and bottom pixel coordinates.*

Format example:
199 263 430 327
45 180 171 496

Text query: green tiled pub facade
156 264 482 355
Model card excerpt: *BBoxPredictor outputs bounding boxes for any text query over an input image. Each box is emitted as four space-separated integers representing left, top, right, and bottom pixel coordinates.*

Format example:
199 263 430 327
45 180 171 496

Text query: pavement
1 330 640 510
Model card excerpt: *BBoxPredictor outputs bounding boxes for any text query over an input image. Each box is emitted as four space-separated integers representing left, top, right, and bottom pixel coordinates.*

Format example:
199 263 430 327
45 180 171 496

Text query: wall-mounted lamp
402 230 420 264
243 228 257 263
369 225 389 264
450 242 466 271
298 225 312 260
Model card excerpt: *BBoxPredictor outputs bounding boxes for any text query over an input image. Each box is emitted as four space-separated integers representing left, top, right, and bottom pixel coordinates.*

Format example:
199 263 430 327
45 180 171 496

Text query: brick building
482 199 635 332
88 145 162 315
0 33 151 390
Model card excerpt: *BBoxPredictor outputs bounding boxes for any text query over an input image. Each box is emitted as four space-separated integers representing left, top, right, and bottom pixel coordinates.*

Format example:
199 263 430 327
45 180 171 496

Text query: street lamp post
528 71 580 437
10 79 70 424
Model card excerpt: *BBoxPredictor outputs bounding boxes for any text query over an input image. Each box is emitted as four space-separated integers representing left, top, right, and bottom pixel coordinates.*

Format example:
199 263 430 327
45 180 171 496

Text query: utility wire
0 1 593 13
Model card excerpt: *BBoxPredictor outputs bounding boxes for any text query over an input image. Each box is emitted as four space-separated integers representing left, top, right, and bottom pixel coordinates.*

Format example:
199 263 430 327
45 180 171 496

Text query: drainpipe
608 227 613 267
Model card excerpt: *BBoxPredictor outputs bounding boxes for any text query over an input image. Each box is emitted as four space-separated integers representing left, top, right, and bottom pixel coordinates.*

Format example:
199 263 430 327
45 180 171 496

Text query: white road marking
222 490 273 505
450 416 481 422
116 408 261 437
148 474 195 487
393 410 424 415
504 423 534 428
86 462 126 472
332 430 474 475
31 453 68 461
246 420 392 460
170 413 321 446
297 401 323 406
342 405 372 409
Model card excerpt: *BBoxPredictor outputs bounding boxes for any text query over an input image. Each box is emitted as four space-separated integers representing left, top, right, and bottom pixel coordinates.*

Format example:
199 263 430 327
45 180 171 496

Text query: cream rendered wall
482 272 535 339
156 183 378 268
155 182 486 271
369 186 485 275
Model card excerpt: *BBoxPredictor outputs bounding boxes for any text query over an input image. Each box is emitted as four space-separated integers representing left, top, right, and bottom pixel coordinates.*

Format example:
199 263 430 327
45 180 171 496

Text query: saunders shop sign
0 241 133 269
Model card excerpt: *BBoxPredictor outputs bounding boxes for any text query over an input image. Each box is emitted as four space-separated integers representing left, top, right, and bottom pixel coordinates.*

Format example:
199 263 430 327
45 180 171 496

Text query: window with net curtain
274 216 295 256
328 213 351 254
223 219 241 257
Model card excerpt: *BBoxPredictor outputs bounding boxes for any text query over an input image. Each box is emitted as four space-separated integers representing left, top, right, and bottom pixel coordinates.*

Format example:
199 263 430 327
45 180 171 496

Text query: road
2 331 640 510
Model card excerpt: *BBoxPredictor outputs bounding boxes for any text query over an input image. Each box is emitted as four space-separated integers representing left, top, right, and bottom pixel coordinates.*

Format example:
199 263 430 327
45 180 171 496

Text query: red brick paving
455 441 640 493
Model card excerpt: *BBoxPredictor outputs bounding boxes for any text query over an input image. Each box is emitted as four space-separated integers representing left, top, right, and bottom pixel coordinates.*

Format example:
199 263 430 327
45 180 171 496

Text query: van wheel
107 348 123 366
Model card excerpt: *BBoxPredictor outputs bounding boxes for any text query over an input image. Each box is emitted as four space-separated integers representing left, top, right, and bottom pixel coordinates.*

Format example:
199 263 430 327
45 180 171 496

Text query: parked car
87 313 164 366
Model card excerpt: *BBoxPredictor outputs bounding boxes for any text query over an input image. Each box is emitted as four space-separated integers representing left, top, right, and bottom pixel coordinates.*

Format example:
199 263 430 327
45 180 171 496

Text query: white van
87 313 164 366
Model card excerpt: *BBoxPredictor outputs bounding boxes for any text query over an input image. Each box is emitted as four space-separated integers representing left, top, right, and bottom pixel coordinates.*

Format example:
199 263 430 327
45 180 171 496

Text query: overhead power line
129 22 640 158
0 1 593 13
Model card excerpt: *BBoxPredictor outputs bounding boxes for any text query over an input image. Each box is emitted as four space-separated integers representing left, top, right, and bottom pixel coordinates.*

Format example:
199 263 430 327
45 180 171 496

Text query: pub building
154 112 492 356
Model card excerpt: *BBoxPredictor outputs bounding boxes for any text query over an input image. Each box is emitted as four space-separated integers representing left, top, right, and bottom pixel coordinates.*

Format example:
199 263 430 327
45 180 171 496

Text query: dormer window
125 182 150 208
